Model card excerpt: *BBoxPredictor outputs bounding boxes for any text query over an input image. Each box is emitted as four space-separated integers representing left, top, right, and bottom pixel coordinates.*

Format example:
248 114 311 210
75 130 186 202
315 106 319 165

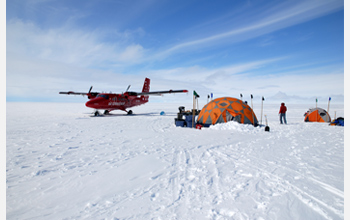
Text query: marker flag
262 96 265 101
211 93 213 98
193 90 200 98
329 97 331 101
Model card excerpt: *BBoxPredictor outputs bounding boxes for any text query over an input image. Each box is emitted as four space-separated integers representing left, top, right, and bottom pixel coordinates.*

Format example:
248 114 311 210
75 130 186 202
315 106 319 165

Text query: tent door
226 111 241 123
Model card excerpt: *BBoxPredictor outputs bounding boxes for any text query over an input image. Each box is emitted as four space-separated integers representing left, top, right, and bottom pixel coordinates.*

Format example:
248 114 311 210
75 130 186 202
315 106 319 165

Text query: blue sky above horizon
6 0 344 104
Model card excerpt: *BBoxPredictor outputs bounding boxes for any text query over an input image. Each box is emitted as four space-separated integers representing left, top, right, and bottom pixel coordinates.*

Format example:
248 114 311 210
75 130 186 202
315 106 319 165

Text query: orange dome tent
304 108 331 122
197 97 258 127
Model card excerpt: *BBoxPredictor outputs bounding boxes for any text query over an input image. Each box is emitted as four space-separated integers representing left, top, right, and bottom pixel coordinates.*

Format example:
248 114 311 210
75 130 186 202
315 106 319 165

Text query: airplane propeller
126 85 131 92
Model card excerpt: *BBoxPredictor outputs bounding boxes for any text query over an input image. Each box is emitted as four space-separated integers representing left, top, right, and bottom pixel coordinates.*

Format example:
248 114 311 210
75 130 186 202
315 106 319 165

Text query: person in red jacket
279 102 287 124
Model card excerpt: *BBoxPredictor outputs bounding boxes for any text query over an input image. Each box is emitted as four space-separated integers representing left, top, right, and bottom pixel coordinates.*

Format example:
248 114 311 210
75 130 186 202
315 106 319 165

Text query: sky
5 0 345 104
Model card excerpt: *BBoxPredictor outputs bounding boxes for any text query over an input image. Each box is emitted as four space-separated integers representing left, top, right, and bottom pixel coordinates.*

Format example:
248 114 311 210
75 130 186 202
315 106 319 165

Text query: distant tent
304 108 331 122
197 97 258 127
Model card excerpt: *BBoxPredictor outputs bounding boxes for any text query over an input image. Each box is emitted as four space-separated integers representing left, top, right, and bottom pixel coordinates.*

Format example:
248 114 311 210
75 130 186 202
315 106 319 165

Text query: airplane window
97 94 109 99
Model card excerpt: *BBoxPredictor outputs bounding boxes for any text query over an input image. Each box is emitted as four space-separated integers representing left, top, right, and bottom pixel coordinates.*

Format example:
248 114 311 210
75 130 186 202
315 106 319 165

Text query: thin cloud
155 0 343 58
147 57 284 83
6 19 146 68
142 60 343 100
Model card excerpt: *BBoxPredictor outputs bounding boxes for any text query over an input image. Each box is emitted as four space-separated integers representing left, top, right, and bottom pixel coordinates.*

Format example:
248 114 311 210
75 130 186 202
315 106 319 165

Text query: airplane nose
85 97 103 108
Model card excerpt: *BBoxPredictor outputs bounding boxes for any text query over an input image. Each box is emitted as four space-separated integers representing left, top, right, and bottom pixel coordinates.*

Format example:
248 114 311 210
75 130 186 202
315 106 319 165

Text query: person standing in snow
279 102 287 124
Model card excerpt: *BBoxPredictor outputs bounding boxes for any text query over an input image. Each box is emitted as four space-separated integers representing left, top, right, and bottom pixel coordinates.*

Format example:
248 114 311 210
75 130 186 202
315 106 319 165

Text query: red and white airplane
59 78 188 116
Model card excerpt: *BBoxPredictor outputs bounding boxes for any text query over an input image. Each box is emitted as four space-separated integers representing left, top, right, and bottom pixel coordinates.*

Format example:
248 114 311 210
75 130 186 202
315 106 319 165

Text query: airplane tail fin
142 78 150 93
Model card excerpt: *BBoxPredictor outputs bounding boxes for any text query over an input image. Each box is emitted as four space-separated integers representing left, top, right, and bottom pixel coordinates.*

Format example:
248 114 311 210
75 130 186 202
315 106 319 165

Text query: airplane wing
137 90 188 96
59 86 99 99
59 90 100 99
59 91 88 96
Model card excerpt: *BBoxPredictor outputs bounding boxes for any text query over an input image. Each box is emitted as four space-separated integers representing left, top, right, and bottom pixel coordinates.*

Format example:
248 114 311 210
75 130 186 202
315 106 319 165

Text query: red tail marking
142 78 150 93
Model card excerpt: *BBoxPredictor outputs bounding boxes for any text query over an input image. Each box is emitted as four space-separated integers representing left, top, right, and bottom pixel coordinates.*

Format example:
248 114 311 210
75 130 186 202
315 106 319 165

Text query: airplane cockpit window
97 94 109 99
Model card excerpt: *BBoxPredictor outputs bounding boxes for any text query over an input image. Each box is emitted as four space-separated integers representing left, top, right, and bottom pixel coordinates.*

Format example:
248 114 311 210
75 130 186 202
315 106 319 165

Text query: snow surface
6 102 344 220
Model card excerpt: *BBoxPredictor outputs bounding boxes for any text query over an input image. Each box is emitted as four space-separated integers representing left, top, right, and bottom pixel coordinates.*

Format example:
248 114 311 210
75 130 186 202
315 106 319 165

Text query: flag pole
193 91 200 128
327 97 331 114
250 94 253 109
250 94 254 125
316 97 318 122
260 96 264 125
193 91 195 128
264 115 270 131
